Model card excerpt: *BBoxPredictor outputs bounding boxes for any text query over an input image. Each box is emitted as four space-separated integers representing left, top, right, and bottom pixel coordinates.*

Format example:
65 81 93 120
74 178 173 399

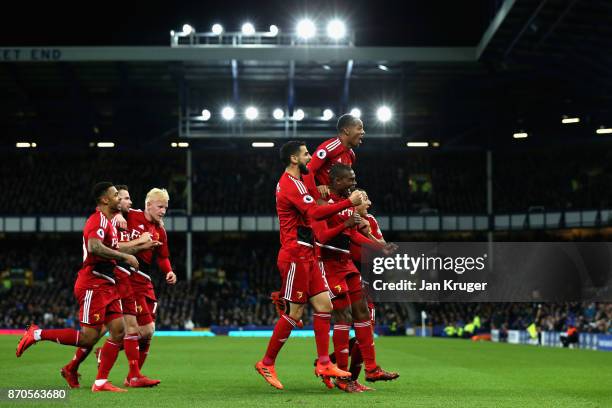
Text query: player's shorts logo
335 285 342 293
297 291 303 299
316 149 327 159
96 228 105 239
303 195 314 204
93 313 100 322
136 304 143 313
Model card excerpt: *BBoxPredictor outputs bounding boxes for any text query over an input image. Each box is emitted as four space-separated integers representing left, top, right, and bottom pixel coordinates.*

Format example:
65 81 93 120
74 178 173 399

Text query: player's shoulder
127 208 144 220
285 173 310 196
85 210 108 228
366 214 378 224
314 137 342 159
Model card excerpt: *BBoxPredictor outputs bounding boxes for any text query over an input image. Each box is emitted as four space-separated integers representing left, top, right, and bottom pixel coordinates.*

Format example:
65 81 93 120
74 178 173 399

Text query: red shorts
115 266 137 315
319 259 361 298
279 260 329 304
135 295 158 326
74 285 122 327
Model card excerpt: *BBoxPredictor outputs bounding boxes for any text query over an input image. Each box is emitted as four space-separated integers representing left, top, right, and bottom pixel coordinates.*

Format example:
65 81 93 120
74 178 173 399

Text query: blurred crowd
424 302 612 335
2 146 612 215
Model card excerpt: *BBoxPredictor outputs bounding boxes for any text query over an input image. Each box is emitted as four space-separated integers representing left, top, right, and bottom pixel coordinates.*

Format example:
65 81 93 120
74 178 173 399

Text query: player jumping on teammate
255 141 366 390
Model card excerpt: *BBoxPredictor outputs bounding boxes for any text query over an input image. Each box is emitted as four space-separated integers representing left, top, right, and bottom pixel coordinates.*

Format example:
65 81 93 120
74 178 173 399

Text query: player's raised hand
124 254 139 270
317 185 330 199
358 218 371 234
349 190 364 205
114 213 127 230
166 271 177 285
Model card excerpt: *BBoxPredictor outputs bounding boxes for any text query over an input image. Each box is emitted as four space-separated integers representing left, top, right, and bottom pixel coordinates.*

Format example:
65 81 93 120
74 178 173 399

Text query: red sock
96 339 121 380
313 312 331 364
40 328 79 346
354 319 377 371
332 322 351 370
138 338 150 369
66 347 92 371
124 333 142 378
262 314 296 366
349 338 363 380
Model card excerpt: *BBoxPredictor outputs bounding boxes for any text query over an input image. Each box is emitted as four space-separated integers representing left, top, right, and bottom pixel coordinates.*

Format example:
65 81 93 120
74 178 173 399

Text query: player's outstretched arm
312 218 350 244
118 232 162 253
88 237 139 269
306 190 363 221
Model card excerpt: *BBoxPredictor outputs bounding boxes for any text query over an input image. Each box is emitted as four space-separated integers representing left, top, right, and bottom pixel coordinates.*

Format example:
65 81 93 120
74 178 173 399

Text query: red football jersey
124 209 170 291
350 214 384 264
78 210 119 286
276 172 319 263
314 193 355 258
307 137 356 187
113 216 135 290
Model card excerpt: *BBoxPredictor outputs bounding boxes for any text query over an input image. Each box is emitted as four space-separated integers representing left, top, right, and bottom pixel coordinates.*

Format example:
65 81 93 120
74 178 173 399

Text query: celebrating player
303 113 364 199
123 187 177 377
312 165 399 392
60 185 162 388
16 182 142 392
255 141 365 390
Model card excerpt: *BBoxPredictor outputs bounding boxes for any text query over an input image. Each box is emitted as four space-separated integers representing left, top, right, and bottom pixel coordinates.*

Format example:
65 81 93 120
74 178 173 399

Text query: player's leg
331 296 352 371
348 291 374 382
309 260 352 379
60 325 106 389
325 268 353 373
92 298 127 392
136 296 157 369
309 290 352 379
62 321 109 387
348 276 398 383
123 311 160 387
137 322 155 368
255 261 305 390
16 287 105 357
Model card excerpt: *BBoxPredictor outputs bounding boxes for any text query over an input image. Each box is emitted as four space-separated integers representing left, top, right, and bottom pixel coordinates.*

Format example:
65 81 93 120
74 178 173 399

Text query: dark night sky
1 0 493 46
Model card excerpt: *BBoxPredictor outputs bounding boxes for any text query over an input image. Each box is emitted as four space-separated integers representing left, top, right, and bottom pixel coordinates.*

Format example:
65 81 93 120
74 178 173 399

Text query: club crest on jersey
96 228 105 239
303 195 314 204
316 149 327 159
136 305 143 313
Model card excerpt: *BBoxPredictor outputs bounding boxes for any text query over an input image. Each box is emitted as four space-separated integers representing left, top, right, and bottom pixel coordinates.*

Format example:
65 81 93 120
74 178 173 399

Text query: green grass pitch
1 335 611 407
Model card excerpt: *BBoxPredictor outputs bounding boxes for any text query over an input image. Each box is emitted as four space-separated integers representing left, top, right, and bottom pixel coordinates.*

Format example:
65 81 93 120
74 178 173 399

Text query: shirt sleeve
85 215 106 241
157 227 170 258
368 215 384 240
312 218 349 244
283 182 318 215
349 229 385 250
156 228 172 273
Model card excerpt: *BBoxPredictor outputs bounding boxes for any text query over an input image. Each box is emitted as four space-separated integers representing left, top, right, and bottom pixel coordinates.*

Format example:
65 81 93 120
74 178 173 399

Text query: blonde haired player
113 187 176 385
